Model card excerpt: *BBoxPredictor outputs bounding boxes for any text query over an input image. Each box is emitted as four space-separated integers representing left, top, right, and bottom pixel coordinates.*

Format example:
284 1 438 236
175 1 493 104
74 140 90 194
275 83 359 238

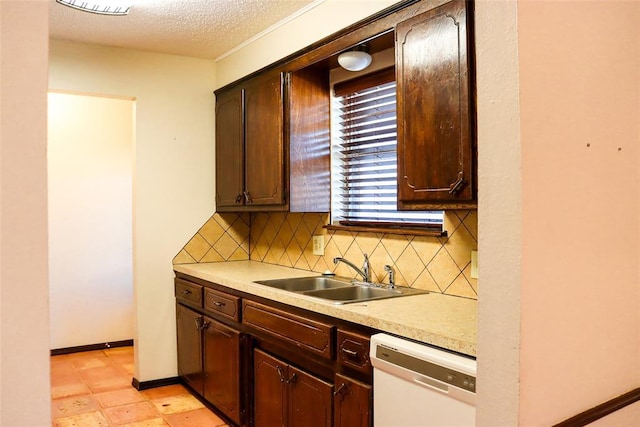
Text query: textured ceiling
49 0 318 59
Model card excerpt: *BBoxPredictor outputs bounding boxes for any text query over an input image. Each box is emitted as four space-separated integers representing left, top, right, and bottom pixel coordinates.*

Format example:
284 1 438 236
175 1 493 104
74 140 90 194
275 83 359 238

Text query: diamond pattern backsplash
173 213 250 264
174 210 478 300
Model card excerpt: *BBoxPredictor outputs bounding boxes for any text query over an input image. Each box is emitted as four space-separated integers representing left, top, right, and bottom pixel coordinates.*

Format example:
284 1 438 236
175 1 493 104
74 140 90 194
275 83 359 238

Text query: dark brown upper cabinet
215 71 287 212
396 0 476 209
288 66 331 213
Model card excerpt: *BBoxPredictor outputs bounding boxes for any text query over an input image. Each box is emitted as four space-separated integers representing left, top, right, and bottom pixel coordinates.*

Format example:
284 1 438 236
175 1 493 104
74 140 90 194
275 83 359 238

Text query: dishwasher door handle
413 375 449 393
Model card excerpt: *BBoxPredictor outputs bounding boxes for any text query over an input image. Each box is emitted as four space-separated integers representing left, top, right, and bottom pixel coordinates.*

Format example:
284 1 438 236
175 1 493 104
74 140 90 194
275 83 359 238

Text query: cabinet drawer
204 288 240 322
337 330 371 375
175 279 203 307
243 300 334 359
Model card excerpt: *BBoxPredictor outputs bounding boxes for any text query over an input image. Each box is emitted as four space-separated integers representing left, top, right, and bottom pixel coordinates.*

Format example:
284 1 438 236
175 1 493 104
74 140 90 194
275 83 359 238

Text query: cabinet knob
182 289 192 295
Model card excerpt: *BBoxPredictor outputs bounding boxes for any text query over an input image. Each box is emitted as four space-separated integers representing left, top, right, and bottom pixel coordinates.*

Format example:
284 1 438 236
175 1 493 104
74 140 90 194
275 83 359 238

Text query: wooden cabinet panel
333 374 372 427
288 66 331 212
175 279 203 307
244 73 286 207
288 365 333 427
215 88 244 209
176 304 203 395
337 330 371 376
254 349 287 427
396 0 475 208
203 316 242 425
243 300 334 359
204 288 240 322
215 71 287 211
254 349 332 427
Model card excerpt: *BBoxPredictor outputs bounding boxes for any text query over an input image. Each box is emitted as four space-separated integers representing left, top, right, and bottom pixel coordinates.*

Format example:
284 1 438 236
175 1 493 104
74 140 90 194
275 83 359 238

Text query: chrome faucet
333 254 371 283
383 265 396 289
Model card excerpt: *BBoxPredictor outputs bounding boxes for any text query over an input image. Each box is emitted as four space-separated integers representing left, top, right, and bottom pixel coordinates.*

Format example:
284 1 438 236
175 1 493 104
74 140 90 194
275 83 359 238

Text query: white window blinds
331 68 443 229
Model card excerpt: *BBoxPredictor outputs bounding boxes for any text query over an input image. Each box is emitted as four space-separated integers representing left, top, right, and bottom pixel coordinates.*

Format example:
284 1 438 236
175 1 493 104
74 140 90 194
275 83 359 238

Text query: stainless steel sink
254 276 427 304
304 285 426 304
254 276 353 292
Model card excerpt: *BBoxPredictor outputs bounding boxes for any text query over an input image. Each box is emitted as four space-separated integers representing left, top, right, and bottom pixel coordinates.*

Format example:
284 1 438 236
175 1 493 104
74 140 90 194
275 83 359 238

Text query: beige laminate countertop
173 261 477 357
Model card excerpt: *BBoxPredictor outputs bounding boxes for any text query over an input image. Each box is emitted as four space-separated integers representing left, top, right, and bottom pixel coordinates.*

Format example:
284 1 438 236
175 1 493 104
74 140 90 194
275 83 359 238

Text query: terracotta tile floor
51 346 228 427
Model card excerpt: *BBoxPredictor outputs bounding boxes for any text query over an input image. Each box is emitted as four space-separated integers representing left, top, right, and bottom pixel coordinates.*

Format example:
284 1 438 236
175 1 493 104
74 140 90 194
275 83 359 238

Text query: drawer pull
212 301 226 307
333 382 347 396
341 348 359 359
182 289 192 295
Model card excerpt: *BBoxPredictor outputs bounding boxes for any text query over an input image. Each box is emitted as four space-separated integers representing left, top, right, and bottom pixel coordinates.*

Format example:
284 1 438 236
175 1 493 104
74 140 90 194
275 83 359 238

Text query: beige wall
48 93 134 350
0 0 51 424
477 1 640 425
49 41 216 382
475 1 522 424
517 2 640 425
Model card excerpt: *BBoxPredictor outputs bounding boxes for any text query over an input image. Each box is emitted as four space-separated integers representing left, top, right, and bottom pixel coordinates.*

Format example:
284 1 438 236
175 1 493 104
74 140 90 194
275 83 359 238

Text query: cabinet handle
341 347 359 359
244 191 253 204
212 301 226 307
333 382 348 396
193 316 202 330
182 289 192 295
276 365 285 383
201 320 210 330
448 172 465 195
235 194 243 204
286 373 297 384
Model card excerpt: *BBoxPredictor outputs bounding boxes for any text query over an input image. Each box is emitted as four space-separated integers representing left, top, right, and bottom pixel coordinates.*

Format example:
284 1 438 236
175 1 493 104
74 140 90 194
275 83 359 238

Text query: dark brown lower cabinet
176 304 204 395
203 316 242 425
254 348 332 427
333 374 372 427
176 303 243 425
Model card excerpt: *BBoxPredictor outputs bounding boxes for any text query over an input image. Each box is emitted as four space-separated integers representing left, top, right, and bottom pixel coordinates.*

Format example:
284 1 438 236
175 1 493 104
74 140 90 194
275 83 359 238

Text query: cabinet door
254 349 286 427
203 317 242 425
288 365 332 427
244 72 285 207
176 304 204 395
288 67 330 213
334 374 372 427
396 0 475 208
215 88 245 209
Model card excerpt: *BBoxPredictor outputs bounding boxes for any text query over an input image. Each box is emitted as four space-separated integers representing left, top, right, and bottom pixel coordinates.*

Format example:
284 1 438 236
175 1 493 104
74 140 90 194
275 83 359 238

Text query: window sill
324 224 447 238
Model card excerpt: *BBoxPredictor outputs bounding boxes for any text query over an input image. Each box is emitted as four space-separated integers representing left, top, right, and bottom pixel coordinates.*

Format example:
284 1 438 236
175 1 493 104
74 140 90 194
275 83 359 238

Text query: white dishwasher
370 333 477 427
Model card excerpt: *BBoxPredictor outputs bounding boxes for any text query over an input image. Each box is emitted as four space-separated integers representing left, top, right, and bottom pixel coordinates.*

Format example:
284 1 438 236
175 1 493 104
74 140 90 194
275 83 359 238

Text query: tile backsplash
174 210 478 300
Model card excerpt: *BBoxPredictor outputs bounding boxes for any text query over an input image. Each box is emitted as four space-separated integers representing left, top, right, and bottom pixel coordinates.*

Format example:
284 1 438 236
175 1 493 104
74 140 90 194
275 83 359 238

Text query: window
330 68 443 231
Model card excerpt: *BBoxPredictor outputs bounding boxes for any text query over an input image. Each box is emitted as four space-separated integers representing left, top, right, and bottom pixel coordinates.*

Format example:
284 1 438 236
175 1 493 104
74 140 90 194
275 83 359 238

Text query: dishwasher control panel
375 344 476 393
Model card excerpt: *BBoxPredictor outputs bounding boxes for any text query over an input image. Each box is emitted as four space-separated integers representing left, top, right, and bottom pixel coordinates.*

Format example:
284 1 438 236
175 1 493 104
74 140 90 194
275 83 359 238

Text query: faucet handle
383 265 395 289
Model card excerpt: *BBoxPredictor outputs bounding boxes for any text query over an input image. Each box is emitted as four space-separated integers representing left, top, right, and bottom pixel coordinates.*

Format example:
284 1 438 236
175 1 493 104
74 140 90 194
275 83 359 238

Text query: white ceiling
49 0 318 59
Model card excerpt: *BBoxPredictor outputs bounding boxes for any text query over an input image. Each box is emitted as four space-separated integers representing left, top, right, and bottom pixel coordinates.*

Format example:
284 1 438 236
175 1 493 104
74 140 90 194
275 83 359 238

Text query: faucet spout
333 254 371 283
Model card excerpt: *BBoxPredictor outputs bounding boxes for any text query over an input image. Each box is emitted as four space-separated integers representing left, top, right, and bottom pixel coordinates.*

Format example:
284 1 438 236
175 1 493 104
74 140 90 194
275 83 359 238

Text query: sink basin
304 285 426 304
254 276 353 292
254 276 427 304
